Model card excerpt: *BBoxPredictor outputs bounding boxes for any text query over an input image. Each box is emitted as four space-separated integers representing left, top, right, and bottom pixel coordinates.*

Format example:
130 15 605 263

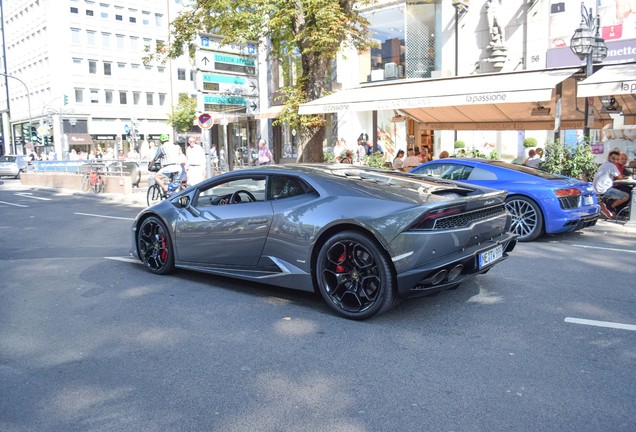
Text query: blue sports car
410 159 600 241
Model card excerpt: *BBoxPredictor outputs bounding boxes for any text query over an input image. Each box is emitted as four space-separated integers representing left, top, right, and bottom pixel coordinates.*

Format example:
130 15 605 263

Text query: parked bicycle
81 163 105 193
146 163 188 206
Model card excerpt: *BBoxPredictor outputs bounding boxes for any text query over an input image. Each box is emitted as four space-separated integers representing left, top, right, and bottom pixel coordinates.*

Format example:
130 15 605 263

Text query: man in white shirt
592 150 628 218
402 148 421 170
186 136 206 185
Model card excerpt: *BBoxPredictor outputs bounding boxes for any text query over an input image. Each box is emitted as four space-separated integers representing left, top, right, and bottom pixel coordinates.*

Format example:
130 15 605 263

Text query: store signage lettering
214 54 255 67
465 93 507 103
621 81 636 93
203 95 246 106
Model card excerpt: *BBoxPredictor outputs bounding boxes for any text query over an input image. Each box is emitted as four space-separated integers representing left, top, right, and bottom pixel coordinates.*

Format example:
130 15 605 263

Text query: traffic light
64 95 68 105
31 126 41 145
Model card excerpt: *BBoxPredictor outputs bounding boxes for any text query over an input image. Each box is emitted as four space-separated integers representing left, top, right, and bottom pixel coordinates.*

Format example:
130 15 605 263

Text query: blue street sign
201 36 209 47
124 124 130 134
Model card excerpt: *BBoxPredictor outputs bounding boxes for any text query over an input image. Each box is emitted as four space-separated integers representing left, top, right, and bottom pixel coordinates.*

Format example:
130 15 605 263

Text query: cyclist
148 134 185 195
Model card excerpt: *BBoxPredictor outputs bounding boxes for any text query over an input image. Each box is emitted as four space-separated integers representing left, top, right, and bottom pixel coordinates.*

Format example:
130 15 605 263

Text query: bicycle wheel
81 174 91 192
93 175 104 193
147 184 164 206
615 206 630 222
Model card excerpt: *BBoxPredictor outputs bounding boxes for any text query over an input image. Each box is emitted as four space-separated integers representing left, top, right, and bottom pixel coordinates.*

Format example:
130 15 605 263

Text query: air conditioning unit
371 69 385 81
384 63 404 79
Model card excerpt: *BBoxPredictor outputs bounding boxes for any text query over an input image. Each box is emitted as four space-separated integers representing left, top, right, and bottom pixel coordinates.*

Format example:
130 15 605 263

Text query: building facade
309 0 635 163
0 0 196 159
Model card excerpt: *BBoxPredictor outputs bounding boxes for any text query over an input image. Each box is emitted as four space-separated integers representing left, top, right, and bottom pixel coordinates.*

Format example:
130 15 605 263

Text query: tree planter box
20 172 133 195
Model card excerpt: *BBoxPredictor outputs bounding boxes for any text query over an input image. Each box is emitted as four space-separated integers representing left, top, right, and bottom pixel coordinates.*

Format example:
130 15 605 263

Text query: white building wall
331 0 556 162
1 0 195 156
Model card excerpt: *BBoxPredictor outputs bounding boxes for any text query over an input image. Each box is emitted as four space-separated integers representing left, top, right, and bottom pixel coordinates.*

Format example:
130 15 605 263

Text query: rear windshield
0 156 16 162
488 161 564 180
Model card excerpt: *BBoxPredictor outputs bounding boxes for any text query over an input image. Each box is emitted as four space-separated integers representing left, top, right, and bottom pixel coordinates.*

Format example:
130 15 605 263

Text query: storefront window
361 4 406 82
360 2 436 82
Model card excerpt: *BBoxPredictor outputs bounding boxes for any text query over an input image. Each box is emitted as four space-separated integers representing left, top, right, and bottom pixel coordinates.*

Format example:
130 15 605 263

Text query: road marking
565 317 636 331
14 192 52 201
105 256 142 264
571 244 636 254
0 200 28 207
74 212 134 221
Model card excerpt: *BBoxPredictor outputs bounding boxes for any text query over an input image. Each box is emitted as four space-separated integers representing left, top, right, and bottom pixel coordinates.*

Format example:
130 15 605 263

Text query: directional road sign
198 34 257 56
199 95 259 115
200 73 258 97
196 51 256 75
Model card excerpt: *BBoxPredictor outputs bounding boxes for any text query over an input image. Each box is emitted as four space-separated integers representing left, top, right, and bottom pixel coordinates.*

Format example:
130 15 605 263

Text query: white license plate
584 195 593 205
479 245 503 269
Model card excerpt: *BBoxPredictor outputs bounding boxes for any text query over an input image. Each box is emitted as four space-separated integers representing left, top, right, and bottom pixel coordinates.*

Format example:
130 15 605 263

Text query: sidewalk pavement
3 180 635 235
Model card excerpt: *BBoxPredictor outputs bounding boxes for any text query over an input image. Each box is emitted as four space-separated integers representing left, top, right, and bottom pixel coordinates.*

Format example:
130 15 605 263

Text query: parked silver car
0 155 28 179
131 164 517 319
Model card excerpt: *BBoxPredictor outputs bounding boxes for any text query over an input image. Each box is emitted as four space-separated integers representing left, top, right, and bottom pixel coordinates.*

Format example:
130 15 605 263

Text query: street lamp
570 1 607 140
0 72 32 153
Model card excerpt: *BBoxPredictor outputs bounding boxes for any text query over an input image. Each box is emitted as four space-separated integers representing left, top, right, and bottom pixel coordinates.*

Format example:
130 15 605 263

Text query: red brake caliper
336 251 347 273
160 234 167 261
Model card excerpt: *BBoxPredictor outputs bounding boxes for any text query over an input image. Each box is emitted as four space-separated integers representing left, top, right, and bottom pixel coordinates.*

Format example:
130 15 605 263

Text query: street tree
153 0 372 162
168 93 198 133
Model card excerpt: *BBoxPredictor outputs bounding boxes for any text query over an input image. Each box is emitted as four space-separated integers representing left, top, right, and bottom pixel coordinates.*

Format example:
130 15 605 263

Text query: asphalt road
1 179 635 432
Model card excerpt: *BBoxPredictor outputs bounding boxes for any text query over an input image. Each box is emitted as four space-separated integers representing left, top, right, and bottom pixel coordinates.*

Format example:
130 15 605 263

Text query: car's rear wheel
137 216 175 275
316 231 397 320
505 196 544 242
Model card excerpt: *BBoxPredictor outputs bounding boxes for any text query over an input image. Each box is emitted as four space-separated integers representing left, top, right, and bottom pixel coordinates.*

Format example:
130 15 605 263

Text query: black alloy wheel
505 196 544 242
137 216 175 275
316 231 397 320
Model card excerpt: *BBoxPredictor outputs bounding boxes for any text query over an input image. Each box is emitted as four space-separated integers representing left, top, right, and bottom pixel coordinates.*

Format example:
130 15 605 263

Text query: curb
585 219 636 235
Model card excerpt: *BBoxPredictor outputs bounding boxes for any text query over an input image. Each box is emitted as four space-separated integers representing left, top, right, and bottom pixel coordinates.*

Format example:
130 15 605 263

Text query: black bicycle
146 164 188 206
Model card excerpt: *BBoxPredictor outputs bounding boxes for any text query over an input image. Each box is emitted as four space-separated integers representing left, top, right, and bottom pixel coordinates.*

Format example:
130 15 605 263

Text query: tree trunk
296 50 330 163
297 126 325 163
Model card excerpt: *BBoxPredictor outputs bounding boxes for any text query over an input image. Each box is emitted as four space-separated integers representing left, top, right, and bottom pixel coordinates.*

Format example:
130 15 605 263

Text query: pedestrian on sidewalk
186 137 206 185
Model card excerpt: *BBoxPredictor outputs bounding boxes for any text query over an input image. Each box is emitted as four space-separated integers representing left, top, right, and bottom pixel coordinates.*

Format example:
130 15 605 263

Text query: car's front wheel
316 231 397 320
137 216 175 275
505 196 544 242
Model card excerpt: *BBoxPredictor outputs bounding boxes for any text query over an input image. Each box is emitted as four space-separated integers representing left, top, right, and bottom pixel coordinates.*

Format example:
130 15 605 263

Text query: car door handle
247 218 268 225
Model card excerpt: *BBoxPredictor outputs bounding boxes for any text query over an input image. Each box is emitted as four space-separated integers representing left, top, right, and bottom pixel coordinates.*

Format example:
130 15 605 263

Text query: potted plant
523 137 538 148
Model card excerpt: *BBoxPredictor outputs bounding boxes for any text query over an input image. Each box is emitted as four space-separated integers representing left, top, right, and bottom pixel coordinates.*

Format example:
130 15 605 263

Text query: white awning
255 105 284 119
577 63 636 97
577 63 636 125
299 68 580 115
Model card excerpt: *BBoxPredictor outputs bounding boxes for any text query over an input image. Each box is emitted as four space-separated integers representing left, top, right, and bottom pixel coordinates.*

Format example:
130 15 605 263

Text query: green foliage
523 137 538 148
540 140 598 181
152 0 374 162
323 151 337 163
167 93 197 133
488 150 499 160
364 151 390 169
469 148 487 158
454 140 465 148
565 142 598 181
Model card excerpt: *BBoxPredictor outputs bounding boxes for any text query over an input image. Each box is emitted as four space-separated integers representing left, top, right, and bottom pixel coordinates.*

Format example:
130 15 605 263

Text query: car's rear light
554 188 581 198
408 205 465 230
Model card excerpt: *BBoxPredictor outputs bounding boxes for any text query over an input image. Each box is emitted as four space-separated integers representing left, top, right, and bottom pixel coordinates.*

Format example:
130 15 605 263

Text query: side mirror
176 196 190 208
174 195 201 217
